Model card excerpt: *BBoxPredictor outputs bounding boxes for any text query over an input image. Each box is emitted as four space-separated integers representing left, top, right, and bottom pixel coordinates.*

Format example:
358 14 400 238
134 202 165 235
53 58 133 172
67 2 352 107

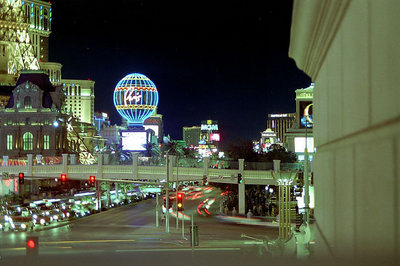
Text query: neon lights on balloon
113 73 159 127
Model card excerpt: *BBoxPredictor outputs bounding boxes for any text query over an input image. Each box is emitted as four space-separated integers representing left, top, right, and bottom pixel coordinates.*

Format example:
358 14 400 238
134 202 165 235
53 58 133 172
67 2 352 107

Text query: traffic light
237 173 243 184
26 236 38 256
18 173 24 184
177 193 184 211
60 173 67 182
89 175 96 184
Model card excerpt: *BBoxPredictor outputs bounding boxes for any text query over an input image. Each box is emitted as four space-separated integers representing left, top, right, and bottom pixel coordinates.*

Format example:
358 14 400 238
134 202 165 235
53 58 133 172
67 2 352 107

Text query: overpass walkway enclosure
0 154 303 186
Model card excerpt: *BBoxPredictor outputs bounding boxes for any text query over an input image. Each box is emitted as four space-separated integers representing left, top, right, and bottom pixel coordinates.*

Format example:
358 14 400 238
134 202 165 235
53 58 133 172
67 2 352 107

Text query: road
0 186 283 266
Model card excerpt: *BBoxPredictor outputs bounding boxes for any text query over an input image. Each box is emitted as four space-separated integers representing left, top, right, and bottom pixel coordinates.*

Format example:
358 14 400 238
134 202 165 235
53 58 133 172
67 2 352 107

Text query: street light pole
304 121 310 226
165 154 170 233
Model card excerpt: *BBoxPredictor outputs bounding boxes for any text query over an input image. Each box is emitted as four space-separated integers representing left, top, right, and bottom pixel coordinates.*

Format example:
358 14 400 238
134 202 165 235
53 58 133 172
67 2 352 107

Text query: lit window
24 96 32 109
23 132 33 150
7 135 12 150
44 135 50 150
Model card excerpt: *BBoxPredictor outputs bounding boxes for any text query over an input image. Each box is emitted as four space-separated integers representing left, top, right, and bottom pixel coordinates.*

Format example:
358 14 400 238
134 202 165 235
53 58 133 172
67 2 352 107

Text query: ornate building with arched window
0 70 68 158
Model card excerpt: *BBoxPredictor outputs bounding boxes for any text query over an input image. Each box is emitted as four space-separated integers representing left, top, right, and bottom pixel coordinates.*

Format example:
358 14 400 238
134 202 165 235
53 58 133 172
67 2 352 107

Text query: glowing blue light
113 73 159 127
52 121 59 127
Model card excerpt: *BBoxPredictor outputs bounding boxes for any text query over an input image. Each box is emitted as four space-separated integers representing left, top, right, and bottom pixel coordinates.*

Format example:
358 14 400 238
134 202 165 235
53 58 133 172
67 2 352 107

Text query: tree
259 146 297 163
225 139 259 162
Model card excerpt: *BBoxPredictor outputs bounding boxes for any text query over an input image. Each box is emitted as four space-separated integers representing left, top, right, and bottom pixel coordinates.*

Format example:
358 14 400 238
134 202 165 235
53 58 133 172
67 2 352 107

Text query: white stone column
238 159 245 215
103 154 110 165
27 154 34 197
273 160 281 173
2 156 8 166
96 154 103 210
70 154 76 165
202 157 210 185
131 152 139 179
62 154 68 174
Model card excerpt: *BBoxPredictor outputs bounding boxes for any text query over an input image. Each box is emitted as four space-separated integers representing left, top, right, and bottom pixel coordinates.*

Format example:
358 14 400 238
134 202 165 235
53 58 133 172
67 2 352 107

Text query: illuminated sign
210 133 220 142
294 137 314 153
201 124 218 131
124 89 142 105
113 73 159 127
270 114 288 118
121 131 147 151
299 101 313 128
262 132 276 138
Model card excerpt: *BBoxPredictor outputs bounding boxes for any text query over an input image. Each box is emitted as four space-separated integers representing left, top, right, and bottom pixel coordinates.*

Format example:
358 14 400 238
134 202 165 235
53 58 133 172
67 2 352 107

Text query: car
49 209 65 222
8 211 34 231
0 213 14 231
31 209 53 226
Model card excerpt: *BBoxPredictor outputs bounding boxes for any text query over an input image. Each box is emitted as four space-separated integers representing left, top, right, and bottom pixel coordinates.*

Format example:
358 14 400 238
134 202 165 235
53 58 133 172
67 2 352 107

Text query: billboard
299 101 313 128
121 131 147 151
210 133 220 142
294 137 314 153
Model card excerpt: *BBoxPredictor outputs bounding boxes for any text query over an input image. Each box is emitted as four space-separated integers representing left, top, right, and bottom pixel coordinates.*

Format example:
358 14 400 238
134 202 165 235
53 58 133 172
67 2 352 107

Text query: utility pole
304 120 310 226
165 154 170 233
156 192 159 227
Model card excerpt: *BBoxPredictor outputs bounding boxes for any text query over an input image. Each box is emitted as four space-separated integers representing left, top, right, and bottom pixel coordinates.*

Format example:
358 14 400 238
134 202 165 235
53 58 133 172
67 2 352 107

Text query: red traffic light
60 173 67 182
89 175 95 182
26 236 38 256
27 239 36 249
19 172 24 178
177 193 184 211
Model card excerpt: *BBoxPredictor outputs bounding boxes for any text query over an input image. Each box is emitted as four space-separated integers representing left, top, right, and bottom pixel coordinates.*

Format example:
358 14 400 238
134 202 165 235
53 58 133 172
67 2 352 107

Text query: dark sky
48 0 310 144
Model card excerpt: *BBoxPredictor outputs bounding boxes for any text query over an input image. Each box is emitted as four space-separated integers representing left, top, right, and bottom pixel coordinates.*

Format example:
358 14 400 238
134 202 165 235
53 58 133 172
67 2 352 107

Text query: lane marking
115 247 241 252
40 240 135 244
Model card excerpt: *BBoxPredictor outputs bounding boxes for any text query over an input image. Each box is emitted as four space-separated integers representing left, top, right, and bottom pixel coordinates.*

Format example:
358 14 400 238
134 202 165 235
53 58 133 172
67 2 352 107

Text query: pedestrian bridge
0 154 300 186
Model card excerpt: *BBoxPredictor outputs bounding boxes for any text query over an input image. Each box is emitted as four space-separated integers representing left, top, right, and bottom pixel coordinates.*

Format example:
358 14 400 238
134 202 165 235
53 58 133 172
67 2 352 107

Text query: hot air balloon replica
113 73 159 151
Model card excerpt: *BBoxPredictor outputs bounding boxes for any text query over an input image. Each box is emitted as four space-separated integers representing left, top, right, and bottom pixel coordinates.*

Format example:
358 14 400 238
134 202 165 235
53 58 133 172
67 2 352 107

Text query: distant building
266 113 295 148
183 126 201 147
199 120 220 157
94 112 110 134
143 109 164 143
259 128 278 153
61 79 95 125
285 83 314 161
0 70 67 157
100 125 125 147
22 0 52 62
39 62 62 86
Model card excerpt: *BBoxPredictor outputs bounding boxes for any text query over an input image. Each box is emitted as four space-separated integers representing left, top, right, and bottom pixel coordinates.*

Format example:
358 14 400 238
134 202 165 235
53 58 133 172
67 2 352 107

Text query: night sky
48 0 311 144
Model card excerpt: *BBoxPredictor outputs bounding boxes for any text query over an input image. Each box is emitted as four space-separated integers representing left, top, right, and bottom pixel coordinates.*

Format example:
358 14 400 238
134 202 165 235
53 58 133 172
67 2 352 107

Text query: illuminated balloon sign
113 73 159 127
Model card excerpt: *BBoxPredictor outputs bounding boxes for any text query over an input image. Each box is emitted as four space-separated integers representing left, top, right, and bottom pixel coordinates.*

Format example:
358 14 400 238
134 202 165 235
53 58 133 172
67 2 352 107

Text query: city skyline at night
48 0 311 143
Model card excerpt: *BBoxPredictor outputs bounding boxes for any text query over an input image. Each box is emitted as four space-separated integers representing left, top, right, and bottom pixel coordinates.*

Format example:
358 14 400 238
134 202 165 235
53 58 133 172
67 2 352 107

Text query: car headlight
33 214 38 219
45 211 50 216
62 213 65 218
66 212 70 217
40 219 45 225
11 223 15 229
53 215 58 220
4 215 9 222
21 224 26 229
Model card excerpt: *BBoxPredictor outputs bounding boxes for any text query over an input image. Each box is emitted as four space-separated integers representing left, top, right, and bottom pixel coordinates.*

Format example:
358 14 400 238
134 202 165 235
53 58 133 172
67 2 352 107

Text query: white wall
290 0 400 262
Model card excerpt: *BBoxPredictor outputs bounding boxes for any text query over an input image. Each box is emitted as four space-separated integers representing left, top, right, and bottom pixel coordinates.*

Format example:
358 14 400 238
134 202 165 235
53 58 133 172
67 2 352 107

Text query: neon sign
201 124 218 131
113 73 159 127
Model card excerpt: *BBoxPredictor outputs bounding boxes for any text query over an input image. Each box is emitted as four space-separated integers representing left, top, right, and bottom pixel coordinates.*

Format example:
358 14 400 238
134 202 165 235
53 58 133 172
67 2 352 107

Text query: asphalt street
0 187 283 266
